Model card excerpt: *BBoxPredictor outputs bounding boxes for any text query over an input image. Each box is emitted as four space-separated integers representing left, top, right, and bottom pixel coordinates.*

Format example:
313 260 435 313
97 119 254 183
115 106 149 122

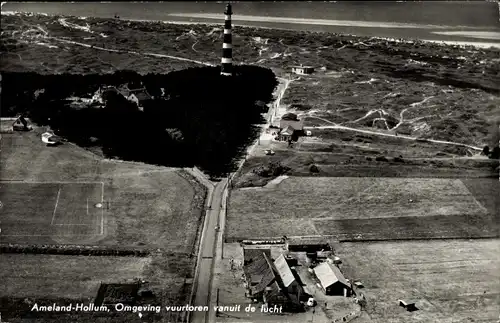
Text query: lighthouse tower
221 3 233 76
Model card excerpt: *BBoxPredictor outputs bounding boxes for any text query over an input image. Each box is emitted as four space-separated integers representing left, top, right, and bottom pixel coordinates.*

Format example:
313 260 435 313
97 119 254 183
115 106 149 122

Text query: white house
291 65 314 75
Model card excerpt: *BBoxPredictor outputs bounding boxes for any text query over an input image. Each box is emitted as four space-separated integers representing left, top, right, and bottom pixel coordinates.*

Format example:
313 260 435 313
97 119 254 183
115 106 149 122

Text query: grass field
0 254 151 299
0 252 193 322
226 176 499 241
232 146 498 188
0 128 206 251
1 182 104 237
336 239 500 323
0 124 205 322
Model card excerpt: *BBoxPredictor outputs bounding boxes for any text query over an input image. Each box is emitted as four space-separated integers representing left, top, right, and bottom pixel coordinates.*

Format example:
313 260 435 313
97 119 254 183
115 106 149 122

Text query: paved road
190 178 227 323
189 76 289 323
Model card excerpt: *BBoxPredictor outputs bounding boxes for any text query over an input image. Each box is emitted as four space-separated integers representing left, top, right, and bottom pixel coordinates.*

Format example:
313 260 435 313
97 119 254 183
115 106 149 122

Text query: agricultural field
0 122 205 322
233 145 498 188
336 239 500 323
0 252 192 322
226 176 499 241
0 254 151 299
0 125 206 251
1 182 104 238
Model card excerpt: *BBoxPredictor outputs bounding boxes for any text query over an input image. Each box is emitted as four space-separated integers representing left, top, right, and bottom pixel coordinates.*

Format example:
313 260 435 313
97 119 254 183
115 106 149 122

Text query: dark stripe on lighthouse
223 33 232 44
222 48 232 58
222 62 232 76
225 19 232 29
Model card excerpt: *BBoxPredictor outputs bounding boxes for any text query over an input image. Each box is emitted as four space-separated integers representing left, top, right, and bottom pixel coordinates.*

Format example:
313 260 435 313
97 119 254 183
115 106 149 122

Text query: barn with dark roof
242 249 308 311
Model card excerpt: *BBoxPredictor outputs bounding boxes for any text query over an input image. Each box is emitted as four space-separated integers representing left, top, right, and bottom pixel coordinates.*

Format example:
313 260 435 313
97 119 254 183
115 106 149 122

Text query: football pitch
0 181 105 238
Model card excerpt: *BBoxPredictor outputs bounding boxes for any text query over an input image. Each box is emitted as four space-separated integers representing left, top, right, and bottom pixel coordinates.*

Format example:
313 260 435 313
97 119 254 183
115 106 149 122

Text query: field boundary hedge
0 243 152 256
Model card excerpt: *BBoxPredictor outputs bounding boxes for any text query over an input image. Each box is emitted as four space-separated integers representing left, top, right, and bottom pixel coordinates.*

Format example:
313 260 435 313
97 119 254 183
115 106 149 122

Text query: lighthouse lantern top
224 3 232 15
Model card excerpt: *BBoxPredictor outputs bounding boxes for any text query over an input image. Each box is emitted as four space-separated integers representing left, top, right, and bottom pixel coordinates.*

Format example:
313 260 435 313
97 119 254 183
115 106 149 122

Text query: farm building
277 125 296 142
243 250 308 311
291 65 314 75
287 238 331 253
243 249 275 299
277 113 303 142
266 254 307 311
127 88 152 111
128 88 152 104
279 113 303 131
313 262 351 297
12 116 32 131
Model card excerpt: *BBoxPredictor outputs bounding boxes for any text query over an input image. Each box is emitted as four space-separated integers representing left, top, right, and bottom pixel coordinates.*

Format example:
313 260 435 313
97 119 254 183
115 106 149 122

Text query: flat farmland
0 253 190 323
1 182 103 237
0 129 206 251
0 254 151 299
337 239 500 323
0 126 204 322
226 177 498 241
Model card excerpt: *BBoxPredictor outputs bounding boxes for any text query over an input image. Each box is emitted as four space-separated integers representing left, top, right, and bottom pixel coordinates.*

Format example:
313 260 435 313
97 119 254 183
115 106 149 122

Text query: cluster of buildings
242 239 352 312
94 83 153 111
243 250 306 311
276 112 304 143
264 112 306 148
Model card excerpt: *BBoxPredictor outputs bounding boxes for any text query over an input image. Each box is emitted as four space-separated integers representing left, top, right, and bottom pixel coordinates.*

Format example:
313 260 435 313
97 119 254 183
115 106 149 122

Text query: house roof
273 254 296 288
13 116 27 126
280 125 295 136
244 250 305 306
117 84 130 97
281 113 298 121
243 249 276 296
244 248 271 264
102 87 120 95
292 65 314 69
252 253 277 295
130 89 152 101
314 262 349 289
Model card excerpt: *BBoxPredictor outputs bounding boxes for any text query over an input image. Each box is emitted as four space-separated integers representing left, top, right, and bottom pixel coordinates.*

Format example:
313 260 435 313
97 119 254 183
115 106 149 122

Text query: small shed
399 299 418 312
291 65 314 75
314 262 350 297
12 116 32 131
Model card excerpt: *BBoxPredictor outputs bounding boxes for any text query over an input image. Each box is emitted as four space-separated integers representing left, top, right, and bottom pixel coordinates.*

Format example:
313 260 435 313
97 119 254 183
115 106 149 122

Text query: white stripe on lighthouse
221 72 232 76
224 15 231 20
223 43 232 49
224 28 231 34
221 57 232 64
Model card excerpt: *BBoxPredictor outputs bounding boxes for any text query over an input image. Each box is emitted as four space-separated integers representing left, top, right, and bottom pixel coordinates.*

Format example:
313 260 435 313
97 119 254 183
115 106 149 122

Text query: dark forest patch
2 66 278 177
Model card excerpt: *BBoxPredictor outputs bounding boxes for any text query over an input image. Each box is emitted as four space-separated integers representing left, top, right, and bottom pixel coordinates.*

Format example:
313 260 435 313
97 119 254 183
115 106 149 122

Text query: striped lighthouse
221 3 233 76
